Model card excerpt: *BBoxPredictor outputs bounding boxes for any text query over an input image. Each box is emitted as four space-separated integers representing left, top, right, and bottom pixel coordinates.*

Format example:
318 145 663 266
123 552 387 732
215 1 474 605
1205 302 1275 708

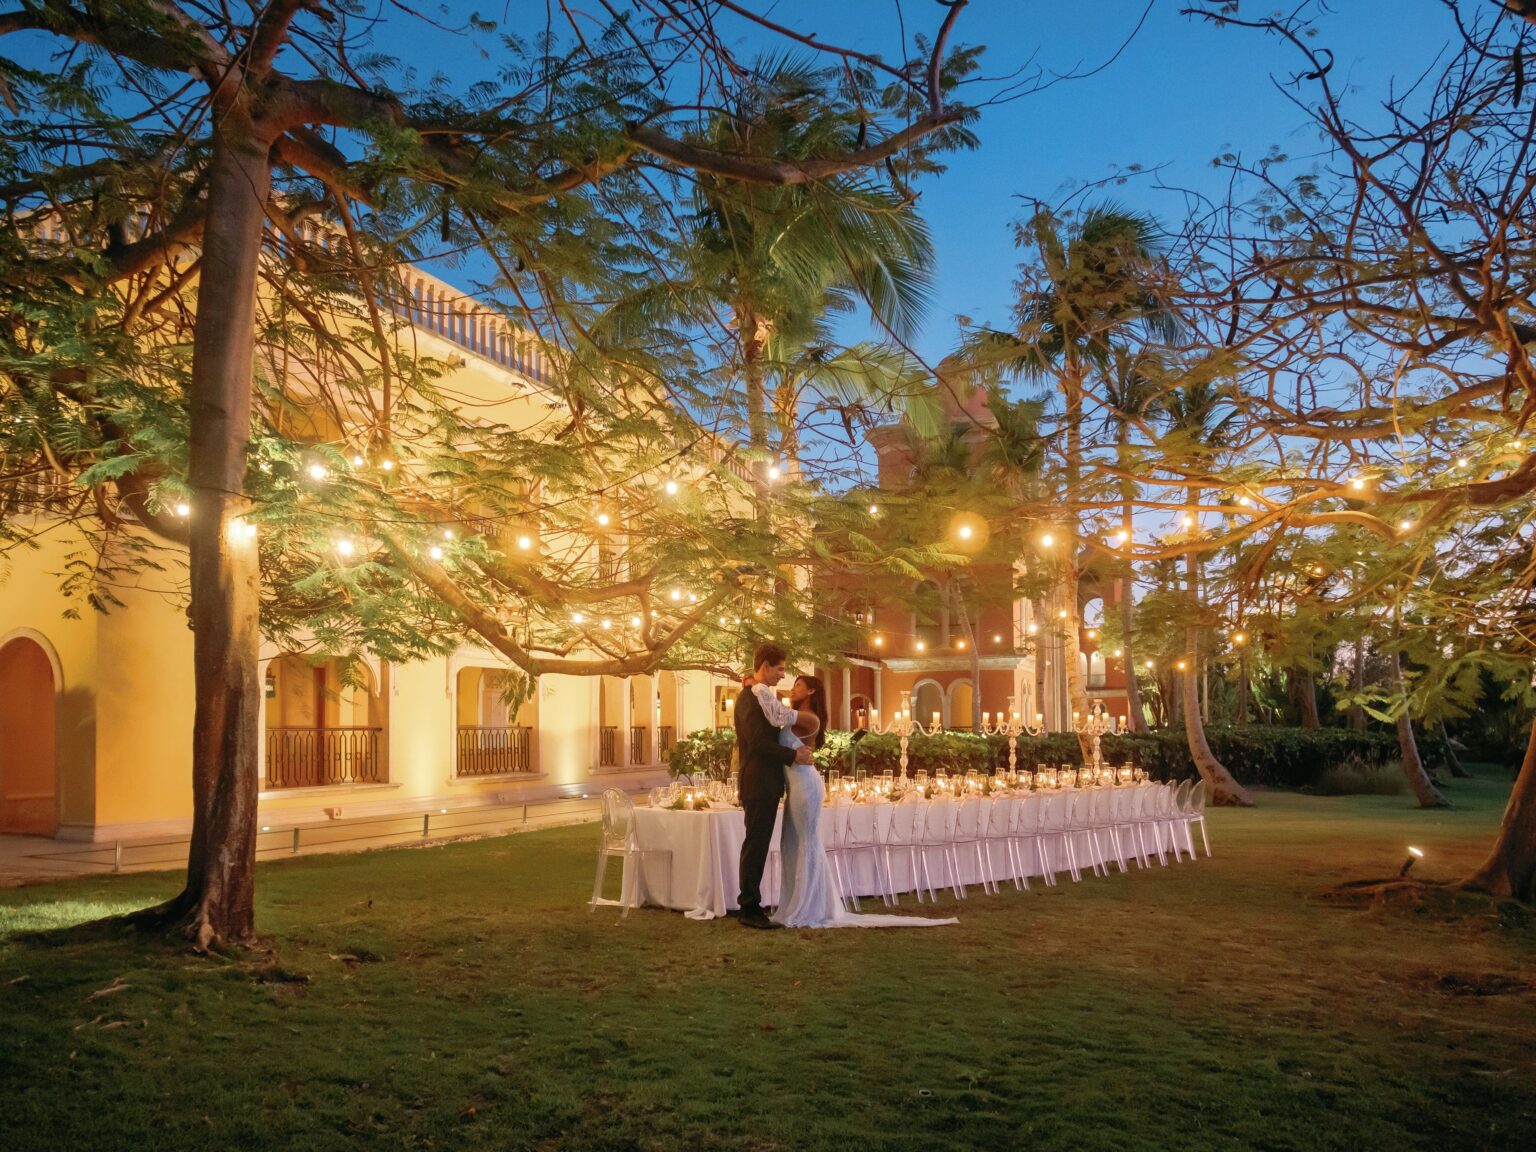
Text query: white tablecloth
621 786 1161 919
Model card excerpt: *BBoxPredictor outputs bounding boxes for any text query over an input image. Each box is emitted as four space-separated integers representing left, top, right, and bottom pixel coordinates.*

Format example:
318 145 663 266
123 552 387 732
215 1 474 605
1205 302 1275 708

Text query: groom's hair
752 642 787 669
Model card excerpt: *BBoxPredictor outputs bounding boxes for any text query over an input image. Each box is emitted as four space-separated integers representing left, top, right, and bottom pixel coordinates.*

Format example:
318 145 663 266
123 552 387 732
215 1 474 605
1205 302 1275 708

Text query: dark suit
735 687 798 913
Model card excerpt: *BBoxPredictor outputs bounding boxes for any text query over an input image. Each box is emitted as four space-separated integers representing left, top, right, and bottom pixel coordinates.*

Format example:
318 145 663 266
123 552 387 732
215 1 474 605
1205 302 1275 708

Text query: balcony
599 726 621 767
456 725 534 776
265 726 383 789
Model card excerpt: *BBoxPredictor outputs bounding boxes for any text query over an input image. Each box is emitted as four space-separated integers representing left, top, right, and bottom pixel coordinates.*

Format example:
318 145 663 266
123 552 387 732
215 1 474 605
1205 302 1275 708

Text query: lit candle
1073 710 1080 723
982 711 991 726
932 711 941 728
1034 712 1042 726
870 707 879 726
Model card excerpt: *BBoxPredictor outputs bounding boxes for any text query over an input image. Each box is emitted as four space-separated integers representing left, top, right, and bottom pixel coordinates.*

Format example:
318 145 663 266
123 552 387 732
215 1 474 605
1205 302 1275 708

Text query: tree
0 0 975 946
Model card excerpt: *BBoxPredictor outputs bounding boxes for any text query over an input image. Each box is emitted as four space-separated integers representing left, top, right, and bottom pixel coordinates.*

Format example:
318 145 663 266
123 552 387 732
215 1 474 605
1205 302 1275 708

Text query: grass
2 769 1534 1152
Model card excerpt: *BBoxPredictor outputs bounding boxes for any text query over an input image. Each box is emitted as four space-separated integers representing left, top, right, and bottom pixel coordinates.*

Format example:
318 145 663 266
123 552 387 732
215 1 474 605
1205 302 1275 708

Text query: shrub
667 728 736 781
1312 755 1408 796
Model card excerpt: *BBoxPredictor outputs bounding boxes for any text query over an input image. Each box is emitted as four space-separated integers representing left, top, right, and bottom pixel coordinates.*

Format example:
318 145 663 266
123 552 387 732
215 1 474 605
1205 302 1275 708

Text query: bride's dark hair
796 675 829 750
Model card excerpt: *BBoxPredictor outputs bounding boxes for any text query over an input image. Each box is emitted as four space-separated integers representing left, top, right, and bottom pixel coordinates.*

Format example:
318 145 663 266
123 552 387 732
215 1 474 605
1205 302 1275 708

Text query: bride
748 674 956 929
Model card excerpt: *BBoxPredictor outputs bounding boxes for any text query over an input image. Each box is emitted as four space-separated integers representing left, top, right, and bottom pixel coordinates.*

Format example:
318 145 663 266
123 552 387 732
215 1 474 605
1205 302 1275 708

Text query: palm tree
965 203 1177 756
1161 378 1254 805
686 56 936 496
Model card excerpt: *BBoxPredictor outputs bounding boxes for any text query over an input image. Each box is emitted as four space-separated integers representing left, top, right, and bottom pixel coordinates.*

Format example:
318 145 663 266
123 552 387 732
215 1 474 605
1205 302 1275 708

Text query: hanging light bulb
958 524 973 540
993 633 1003 643
915 640 926 652
443 529 455 541
571 611 585 624
1110 530 1127 546
352 454 365 468
664 479 679 495
596 511 610 527
517 535 532 550
335 538 354 557
429 545 444 560
767 464 781 481
873 635 884 647
868 504 879 515
174 502 191 518
1040 533 1055 548
307 463 329 481
631 615 642 628
956 638 967 649
380 458 395 471
600 618 612 630
1348 476 1366 491
669 588 682 602
1181 513 1195 528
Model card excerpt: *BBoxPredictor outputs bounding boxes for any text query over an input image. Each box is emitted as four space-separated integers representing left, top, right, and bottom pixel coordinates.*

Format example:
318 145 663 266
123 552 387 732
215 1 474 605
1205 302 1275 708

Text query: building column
643 675 659 765
840 666 852 730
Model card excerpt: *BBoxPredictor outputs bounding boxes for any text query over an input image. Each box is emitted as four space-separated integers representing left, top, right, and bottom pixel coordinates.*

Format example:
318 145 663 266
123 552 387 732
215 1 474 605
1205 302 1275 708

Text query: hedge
671 724 1440 789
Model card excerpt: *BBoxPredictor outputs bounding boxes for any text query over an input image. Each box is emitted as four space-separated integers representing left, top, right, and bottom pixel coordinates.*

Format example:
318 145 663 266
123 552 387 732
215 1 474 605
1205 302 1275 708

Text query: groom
734 642 813 930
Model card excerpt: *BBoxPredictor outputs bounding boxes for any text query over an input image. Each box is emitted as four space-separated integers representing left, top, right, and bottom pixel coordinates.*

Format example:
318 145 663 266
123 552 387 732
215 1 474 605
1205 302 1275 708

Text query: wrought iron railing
599 725 620 767
630 725 648 764
456 725 534 776
658 725 675 758
265 726 382 789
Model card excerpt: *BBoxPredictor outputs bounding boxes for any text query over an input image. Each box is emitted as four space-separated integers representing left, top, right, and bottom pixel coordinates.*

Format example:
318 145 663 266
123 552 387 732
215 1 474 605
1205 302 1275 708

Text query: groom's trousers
737 793 780 913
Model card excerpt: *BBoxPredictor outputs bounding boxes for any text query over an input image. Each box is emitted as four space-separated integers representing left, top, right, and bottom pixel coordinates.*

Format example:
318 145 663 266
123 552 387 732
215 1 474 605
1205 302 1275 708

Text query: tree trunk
1465 715 1536 901
135 118 273 948
1297 668 1321 729
1348 641 1367 731
1390 651 1449 809
1236 651 1249 726
1182 559 1253 805
739 305 771 510
1115 428 1147 733
1060 363 1092 760
1438 718 1472 778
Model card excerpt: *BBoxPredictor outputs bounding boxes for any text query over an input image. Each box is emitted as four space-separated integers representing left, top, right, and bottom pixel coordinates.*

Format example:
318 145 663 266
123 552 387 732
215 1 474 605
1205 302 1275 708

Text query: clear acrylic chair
1009 794 1048 888
1109 786 1149 870
589 788 670 917
842 801 893 907
1133 784 1169 867
916 797 965 901
984 793 1027 892
823 801 873 911
1088 788 1124 874
1064 790 1106 879
951 796 993 896
1165 780 1193 862
880 800 925 904
1179 779 1211 858
1037 794 1078 884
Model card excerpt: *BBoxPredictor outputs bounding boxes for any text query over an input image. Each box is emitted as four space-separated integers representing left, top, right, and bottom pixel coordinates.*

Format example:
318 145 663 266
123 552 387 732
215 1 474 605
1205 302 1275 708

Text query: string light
1110 531 1127 546
955 639 967 649
958 524 973 540
1398 519 1414 531
1348 476 1366 491
868 504 879 515
174 502 191 518
443 529 455 541
1039 533 1055 548
1455 458 1468 469
993 633 1003 643
307 463 329 481
600 619 612 630
229 517 257 544
351 454 365 468
664 479 679 495
669 588 682 601
1233 631 1247 645
380 459 395 472
335 538 354 557
1086 628 1097 639
571 612 585 624
429 545 444 560
517 535 532 550
1145 659 1155 669
1181 513 1195 528
915 640 926 651
1027 622 1039 635
1113 648 1123 658
1058 609 1068 619
1176 659 1187 671
872 635 884 647
1237 495 1253 508
596 512 610 527
767 465 781 481
631 615 642 627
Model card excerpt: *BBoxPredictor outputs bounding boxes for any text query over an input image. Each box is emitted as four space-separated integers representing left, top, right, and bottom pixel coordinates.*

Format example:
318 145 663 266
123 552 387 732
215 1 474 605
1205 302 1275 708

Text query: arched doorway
948 680 975 731
455 666 537 776
849 694 872 730
0 636 57 835
263 654 387 787
912 680 944 730
658 671 680 757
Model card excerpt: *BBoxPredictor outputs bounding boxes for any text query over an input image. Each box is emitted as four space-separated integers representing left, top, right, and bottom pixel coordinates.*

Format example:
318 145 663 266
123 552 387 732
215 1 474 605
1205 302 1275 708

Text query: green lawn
3 771 1534 1152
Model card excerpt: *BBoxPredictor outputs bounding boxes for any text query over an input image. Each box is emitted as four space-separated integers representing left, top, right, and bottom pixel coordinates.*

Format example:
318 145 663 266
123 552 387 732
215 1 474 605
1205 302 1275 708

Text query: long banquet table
621 786 1161 919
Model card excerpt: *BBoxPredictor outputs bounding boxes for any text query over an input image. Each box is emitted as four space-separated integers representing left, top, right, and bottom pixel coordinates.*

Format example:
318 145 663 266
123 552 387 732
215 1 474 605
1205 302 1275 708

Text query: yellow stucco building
0 247 736 842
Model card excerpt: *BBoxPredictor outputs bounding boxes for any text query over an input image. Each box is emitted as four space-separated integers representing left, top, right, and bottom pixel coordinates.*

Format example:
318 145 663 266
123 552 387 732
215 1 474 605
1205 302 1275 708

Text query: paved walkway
0 791 633 887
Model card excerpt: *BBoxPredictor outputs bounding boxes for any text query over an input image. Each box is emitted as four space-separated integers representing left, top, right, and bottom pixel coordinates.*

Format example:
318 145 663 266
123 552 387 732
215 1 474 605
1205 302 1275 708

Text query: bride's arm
751 682 799 727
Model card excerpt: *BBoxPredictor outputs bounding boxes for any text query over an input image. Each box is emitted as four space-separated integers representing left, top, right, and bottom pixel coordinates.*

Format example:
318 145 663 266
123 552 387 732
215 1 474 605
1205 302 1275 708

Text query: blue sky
770 0 1457 363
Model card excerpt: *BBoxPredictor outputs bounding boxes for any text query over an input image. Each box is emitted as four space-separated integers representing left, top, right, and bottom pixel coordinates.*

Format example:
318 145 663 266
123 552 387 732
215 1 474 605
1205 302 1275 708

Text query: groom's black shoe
739 908 781 930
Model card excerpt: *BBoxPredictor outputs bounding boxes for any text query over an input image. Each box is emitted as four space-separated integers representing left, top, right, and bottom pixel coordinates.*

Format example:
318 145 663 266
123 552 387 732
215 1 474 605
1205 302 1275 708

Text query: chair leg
590 846 609 911
1198 816 1211 857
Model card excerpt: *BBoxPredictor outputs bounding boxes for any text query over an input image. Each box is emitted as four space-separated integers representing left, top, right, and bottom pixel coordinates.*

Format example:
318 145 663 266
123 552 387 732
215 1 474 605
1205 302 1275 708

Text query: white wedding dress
751 685 956 929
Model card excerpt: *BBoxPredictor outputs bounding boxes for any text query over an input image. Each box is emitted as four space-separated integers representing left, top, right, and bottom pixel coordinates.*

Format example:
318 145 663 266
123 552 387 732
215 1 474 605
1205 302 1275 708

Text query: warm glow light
956 639 967 649
767 465 781 480
631 615 642 627
1027 622 1039 635
868 504 879 515
1040 533 1055 548
429 545 444 560
873 635 884 647
307 463 329 481
1058 609 1068 619
517 535 532 550
1455 458 1468 468
174 502 190 518
380 458 395 471
993 633 1003 643
1311 564 1324 576
1233 630 1247 645
1408 845 1424 858
1086 628 1098 639
601 619 612 629
596 512 610 527
664 479 679 495
351 454 365 467
669 588 682 601
1238 495 1253 508
443 529 455 541
1181 513 1195 528
243 521 257 539
958 524 973 540
1110 531 1127 546
915 640 927 651
1348 476 1366 491
1176 659 1187 670
1512 440 1524 451
572 612 585 624
1145 659 1155 669
1399 519 1414 532
1113 648 1123 658
335 538 354 557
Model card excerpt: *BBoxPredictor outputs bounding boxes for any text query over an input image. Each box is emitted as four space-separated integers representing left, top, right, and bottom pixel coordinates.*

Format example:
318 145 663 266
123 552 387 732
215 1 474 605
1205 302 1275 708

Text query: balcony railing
265 726 382 789
658 725 675 758
599 726 620 767
630 725 648 764
456 725 534 777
